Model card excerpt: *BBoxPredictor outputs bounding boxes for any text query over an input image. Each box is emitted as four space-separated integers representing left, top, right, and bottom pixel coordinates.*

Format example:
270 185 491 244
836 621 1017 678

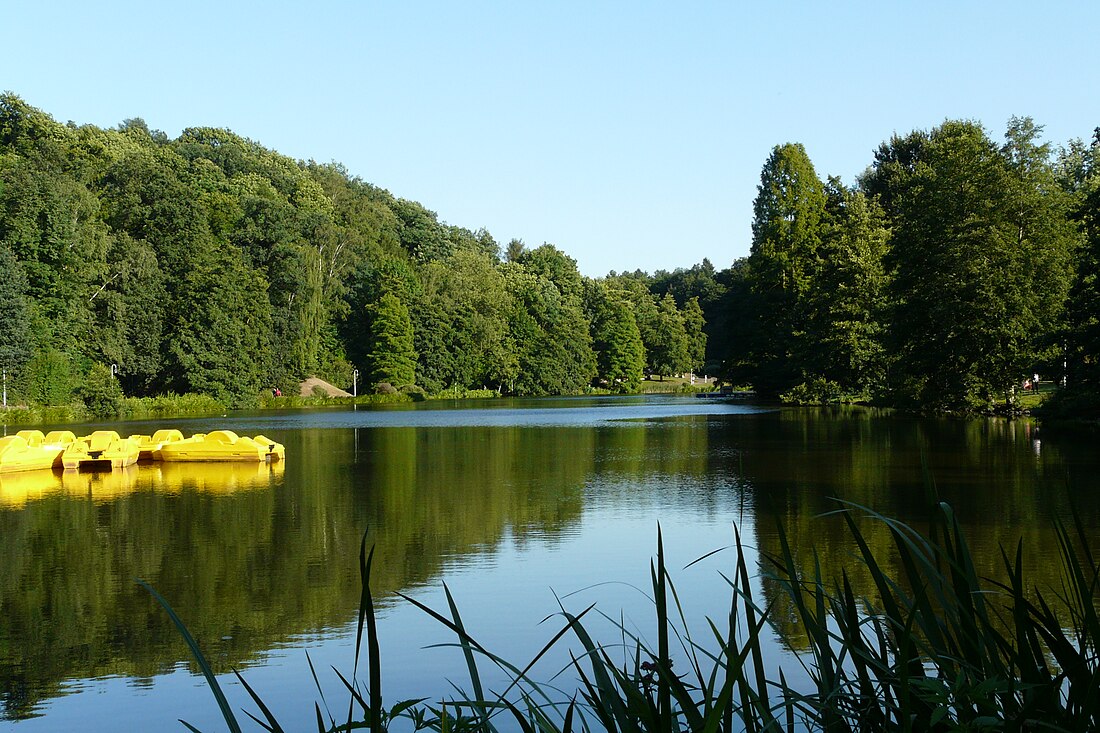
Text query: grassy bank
3 385 724 428
1 393 228 426
147 494 1100 732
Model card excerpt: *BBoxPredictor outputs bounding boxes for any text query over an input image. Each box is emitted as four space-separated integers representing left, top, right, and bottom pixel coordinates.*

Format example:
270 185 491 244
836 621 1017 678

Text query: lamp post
352 369 359 397
111 363 119 378
2 368 6 408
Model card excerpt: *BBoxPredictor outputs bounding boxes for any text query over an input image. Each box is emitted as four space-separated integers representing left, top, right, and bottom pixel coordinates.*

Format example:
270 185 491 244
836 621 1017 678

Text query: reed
145 498 1100 732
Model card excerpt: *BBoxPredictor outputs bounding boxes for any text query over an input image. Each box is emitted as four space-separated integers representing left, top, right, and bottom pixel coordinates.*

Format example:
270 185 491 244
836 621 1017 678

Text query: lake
2 395 1099 731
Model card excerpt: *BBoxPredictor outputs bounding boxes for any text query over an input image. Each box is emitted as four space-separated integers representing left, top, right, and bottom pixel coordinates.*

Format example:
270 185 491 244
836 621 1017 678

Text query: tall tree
1062 127 1100 410
879 119 1077 409
366 292 417 387
585 280 645 391
803 179 890 396
165 244 272 402
746 143 827 394
0 244 31 386
681 296 707 375
504 264 596 396
648 293 691 379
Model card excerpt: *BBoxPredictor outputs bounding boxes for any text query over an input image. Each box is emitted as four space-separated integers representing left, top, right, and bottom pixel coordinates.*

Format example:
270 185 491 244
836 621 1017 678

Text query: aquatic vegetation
146 499 1100 732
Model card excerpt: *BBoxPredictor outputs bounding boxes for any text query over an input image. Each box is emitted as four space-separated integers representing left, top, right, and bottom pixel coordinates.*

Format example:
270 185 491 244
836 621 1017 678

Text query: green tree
20 348 76 406
0 153 107 352
504 264 596 395
647 293 690 379
86 233 166 394
505 237 526 263
1061 127 1100 411
746 142 827 394
428 250 516 391
366 292 417 387
0 245 31 383
803 179 890 396
165 245 272 403
877 119 1077 409
681 296 707 375
585 280 645 391
79 363 125 417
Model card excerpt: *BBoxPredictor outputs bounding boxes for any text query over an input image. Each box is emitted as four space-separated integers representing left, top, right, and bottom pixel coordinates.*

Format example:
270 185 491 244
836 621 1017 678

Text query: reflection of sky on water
173 395 770 432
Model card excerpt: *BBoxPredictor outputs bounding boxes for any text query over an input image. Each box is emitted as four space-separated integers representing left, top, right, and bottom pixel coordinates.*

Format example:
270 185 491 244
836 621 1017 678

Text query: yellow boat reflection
153 460 285 493
0 469 63 508
2 460 284 507
59 464 141 501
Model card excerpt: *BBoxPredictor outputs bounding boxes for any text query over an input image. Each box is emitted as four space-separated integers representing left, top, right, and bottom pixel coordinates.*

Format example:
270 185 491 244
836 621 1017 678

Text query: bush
398 384 427 401
79 364 125 418
781 377 846 404
374 382 398 395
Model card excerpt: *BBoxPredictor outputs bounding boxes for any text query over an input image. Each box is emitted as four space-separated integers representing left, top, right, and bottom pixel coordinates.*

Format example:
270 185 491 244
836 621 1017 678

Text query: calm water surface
2 396 1099 731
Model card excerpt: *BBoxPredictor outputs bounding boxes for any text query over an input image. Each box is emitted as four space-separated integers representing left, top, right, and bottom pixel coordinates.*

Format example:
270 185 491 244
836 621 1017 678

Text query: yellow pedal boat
129 429 186 461
0 430 77 473
62 430 141 471
157 430 285 462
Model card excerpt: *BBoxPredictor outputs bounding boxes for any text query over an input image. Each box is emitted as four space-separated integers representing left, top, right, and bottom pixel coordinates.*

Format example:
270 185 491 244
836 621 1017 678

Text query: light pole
352 369 359 397
2 368 6 408
111 363 119 378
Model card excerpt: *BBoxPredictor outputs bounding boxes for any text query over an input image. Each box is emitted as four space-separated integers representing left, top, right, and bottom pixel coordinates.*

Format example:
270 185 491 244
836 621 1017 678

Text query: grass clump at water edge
142 499 1100 732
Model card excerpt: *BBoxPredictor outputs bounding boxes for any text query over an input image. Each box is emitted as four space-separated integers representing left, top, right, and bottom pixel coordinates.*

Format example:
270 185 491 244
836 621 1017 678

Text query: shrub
781 377 846 404
78 364 125 418
398 384 427 401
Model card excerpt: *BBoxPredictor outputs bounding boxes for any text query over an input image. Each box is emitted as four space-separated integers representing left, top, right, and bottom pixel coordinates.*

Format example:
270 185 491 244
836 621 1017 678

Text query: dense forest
2 94 1099 414
0 94 707 409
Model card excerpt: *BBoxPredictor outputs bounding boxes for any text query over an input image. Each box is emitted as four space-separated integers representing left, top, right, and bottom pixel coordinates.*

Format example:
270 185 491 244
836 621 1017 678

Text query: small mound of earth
298 377 352 397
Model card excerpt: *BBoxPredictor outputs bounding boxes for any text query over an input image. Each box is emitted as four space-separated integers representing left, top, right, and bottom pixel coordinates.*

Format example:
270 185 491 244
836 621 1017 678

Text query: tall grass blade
235 669 285 732
441 583 491 728
307 650 336 729
137 579 244 733
352 533 384 732
653 526 673 733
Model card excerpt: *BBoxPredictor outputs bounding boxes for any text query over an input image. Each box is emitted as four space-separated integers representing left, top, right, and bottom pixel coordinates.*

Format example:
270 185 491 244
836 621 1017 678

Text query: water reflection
2 401 1099 727
720 408 1100 651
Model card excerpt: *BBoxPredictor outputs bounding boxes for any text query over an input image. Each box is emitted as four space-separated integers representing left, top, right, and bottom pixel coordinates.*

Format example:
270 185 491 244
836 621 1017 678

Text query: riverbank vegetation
151 498 1100 732
3 94 1100 415
0 95 706 419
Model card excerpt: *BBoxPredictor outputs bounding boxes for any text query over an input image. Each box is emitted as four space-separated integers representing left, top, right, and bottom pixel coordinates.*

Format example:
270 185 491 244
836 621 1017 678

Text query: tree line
721 117 1100 414
0 95 706 410
3 93 1100 415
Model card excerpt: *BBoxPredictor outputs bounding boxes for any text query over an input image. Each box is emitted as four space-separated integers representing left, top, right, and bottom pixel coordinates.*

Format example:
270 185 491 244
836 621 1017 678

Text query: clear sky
4 1 1098 277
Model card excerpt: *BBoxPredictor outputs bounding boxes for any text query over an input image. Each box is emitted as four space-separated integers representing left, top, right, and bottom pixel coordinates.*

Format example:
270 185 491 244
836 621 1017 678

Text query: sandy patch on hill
298 377 352 397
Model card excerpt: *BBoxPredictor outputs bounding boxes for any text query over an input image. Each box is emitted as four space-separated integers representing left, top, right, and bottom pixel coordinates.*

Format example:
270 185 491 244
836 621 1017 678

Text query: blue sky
4 1 1099 277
